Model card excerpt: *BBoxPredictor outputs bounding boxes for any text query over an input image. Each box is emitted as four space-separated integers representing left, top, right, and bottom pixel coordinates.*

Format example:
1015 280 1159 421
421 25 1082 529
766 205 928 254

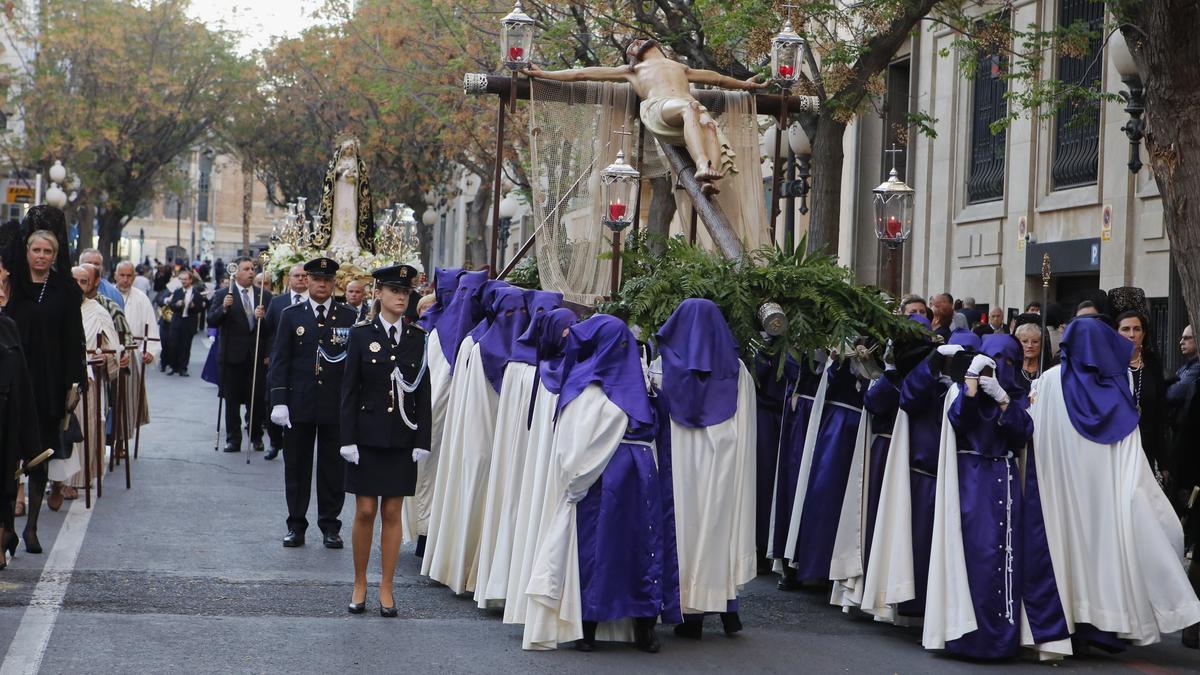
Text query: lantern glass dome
771 18 805 85
601 149 639 232
48 160 67 184
872 168 915 247
500 1 535 69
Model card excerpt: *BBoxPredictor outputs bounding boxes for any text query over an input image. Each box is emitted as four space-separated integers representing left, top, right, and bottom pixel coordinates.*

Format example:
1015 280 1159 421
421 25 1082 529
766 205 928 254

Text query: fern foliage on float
601 235 924 371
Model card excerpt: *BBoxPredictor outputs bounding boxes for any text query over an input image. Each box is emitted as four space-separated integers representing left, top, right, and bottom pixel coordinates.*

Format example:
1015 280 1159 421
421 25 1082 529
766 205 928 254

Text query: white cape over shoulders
669 364 757 613
859 408 915 622
475 361 538 608
422 338 500 594
504 381 559 625
1030 366 1200 645
401 328 453 541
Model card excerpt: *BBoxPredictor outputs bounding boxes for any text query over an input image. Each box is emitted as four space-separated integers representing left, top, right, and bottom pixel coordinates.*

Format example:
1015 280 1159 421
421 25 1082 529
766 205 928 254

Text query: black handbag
54 414 83 459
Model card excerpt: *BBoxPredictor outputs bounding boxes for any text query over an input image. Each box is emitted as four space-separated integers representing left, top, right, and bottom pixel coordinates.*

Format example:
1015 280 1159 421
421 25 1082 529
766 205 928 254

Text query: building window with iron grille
967 47 1008 204
1050 0 1104 190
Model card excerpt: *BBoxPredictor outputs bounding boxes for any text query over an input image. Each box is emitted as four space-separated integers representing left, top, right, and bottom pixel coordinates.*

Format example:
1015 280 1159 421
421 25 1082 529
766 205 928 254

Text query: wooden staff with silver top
215 262 237 451
245 253 270 464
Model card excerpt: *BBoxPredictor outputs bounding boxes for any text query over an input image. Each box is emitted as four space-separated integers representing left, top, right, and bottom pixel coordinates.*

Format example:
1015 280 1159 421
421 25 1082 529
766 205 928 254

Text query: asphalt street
1 338 1198 673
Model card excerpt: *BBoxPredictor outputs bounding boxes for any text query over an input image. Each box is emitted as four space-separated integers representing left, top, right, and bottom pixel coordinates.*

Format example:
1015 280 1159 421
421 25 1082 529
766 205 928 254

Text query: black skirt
345 445 417 497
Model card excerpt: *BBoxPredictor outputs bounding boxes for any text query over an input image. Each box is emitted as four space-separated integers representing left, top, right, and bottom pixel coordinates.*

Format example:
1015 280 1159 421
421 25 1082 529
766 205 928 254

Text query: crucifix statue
523 39 767 194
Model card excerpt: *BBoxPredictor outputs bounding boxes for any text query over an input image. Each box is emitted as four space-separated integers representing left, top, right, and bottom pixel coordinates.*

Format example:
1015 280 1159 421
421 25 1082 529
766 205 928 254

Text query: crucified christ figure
523 38 766 194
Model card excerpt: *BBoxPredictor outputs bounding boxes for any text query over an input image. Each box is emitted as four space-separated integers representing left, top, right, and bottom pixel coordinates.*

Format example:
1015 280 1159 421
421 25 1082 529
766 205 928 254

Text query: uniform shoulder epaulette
410 322 427 333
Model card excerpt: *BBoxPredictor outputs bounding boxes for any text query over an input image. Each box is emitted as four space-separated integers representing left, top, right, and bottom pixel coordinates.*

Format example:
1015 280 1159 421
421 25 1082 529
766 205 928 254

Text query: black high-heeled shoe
379 604 397 618
22 528 41 554
347 601 366 615
3 531 16 558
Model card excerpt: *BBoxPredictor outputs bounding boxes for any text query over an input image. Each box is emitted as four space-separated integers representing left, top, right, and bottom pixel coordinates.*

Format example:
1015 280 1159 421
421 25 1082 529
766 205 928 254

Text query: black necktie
316 304 326 324
388 325 398 345
293 294 301 304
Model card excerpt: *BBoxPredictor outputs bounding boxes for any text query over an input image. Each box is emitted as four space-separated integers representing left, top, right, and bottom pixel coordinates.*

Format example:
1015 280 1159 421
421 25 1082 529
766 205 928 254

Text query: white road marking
1 499 94 675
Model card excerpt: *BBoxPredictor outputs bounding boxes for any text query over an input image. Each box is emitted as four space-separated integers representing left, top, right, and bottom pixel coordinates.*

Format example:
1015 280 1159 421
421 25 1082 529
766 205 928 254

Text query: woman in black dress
339 264 431 616
1115 310 1169 481
2 206 86 553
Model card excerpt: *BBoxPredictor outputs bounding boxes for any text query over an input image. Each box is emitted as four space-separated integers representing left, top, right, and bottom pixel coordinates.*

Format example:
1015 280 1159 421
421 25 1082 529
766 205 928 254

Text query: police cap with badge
372 263 418 289
304 256 339 279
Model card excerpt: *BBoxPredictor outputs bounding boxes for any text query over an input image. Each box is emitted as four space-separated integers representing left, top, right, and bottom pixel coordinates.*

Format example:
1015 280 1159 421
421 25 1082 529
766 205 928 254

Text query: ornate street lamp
600 147 640 296
1109 29 1145 174
500 1 535 70
45 160 68 209
873 145 914 295
768 8 806 246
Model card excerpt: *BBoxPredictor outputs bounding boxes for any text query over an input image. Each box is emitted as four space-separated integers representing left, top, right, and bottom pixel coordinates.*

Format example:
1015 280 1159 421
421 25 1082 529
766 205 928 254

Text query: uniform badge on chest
296 326 305 336
331 327 350 345
369 341 382 353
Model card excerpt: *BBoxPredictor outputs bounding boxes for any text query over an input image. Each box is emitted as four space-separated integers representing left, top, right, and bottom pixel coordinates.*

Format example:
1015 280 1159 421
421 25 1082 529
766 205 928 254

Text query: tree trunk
465 179 491 269
1132 1 1200 327
96 210 124 266
646 176 676 255
806 114 848 256
77 197 95 253
241 153 253 257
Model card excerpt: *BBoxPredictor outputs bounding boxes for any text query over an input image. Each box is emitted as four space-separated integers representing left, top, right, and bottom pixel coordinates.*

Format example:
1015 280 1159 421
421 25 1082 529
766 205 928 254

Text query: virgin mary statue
317 136 376 253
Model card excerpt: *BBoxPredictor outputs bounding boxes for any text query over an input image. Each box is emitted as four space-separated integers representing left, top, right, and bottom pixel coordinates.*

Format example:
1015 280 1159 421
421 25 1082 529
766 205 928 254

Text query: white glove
978 375 1010 406
412 448 431 462
967 354 997 377
270 404 291 428
936 344 964 357
339 444 360 465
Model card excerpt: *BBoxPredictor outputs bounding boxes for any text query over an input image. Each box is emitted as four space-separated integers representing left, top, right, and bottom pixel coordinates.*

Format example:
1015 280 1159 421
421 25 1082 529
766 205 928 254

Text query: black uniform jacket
206 285 273 366
340 317 432 450
268 300 358 425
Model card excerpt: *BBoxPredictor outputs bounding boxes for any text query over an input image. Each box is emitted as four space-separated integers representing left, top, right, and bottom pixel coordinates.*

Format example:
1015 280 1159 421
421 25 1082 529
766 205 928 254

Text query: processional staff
1040 253 1051 375
132 322 160 461
245 252 271 464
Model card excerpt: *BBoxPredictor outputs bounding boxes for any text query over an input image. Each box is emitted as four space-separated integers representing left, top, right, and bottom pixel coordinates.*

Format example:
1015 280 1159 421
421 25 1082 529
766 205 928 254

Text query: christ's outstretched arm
686 69 769 91
522 65 632 83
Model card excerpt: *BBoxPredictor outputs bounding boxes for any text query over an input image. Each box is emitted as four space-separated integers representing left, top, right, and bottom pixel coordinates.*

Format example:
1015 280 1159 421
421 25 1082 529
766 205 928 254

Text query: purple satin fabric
201 333 220 386
790 361 864 579
575 422 664 623
769 357 821 560
946 392 1070 657
436 269 489 369
755 355 788 555
652 393 685 625
416 267 463 332
898 358 949 617
948 328 981 350
556 315 654 432
981 333 1028 400
862 375 901 567
1060 317 1139 444
477 287 530 393
654 298 740 428
469 280 511 343
509 290 563 366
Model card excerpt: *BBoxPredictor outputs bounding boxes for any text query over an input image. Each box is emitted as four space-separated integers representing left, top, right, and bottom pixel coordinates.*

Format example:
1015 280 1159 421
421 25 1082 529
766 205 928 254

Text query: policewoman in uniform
268 256 357 550
339 263 431 616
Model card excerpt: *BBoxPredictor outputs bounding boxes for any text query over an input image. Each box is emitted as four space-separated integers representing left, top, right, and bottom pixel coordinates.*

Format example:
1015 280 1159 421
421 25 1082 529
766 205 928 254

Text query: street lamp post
497 192 519 270
779 122 812 252
1109 30 1145 174
768 10 805 245
872 145 915 297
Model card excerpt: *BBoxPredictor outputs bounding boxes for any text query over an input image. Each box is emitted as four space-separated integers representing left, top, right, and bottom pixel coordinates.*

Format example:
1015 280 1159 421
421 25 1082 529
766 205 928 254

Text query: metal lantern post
781 122 812 252
601 149 640 297
490 1 535 275
769 10 805 245
872 145 915 296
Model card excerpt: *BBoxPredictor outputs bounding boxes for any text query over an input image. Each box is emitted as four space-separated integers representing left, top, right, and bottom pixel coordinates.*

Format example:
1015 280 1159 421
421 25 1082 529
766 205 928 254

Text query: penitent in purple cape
508 290 564 367
416 267 463 332
434 268 489 369
476 287 531 393
556 314 655 431
654 298 740 428
1058 317 1138 444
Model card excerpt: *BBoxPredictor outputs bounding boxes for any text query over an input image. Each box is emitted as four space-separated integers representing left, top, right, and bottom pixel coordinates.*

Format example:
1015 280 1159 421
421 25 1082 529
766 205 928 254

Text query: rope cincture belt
389 349 428 431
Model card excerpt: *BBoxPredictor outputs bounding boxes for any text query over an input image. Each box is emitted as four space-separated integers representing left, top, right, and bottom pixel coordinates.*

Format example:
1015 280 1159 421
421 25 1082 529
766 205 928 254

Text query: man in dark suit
206 257 273 453
269 257 356 549
167 269 208 376
262 263 308 457
344 278 370 322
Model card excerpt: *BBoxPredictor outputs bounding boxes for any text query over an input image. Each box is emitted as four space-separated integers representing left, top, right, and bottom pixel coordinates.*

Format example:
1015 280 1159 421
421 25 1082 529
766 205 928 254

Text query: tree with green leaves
7 0 247 261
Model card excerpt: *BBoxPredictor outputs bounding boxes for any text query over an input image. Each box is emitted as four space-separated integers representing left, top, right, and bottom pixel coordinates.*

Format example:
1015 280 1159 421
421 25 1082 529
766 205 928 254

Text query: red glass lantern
601 150 640 232
771 17 804 86
500 1 534 70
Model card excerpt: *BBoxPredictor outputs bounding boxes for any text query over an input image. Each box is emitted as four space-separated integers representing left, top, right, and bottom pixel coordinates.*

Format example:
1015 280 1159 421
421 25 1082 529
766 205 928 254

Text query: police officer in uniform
269 257 356 549
339 263 431 616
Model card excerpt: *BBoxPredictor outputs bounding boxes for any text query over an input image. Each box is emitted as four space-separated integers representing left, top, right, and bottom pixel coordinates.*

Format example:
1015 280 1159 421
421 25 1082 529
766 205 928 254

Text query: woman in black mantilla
2 206 86 553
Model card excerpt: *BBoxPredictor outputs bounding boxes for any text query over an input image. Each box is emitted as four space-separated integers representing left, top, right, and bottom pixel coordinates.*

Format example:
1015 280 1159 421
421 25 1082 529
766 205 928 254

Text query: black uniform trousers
169 318 197 373
283 421 344 535
220 363 266 445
